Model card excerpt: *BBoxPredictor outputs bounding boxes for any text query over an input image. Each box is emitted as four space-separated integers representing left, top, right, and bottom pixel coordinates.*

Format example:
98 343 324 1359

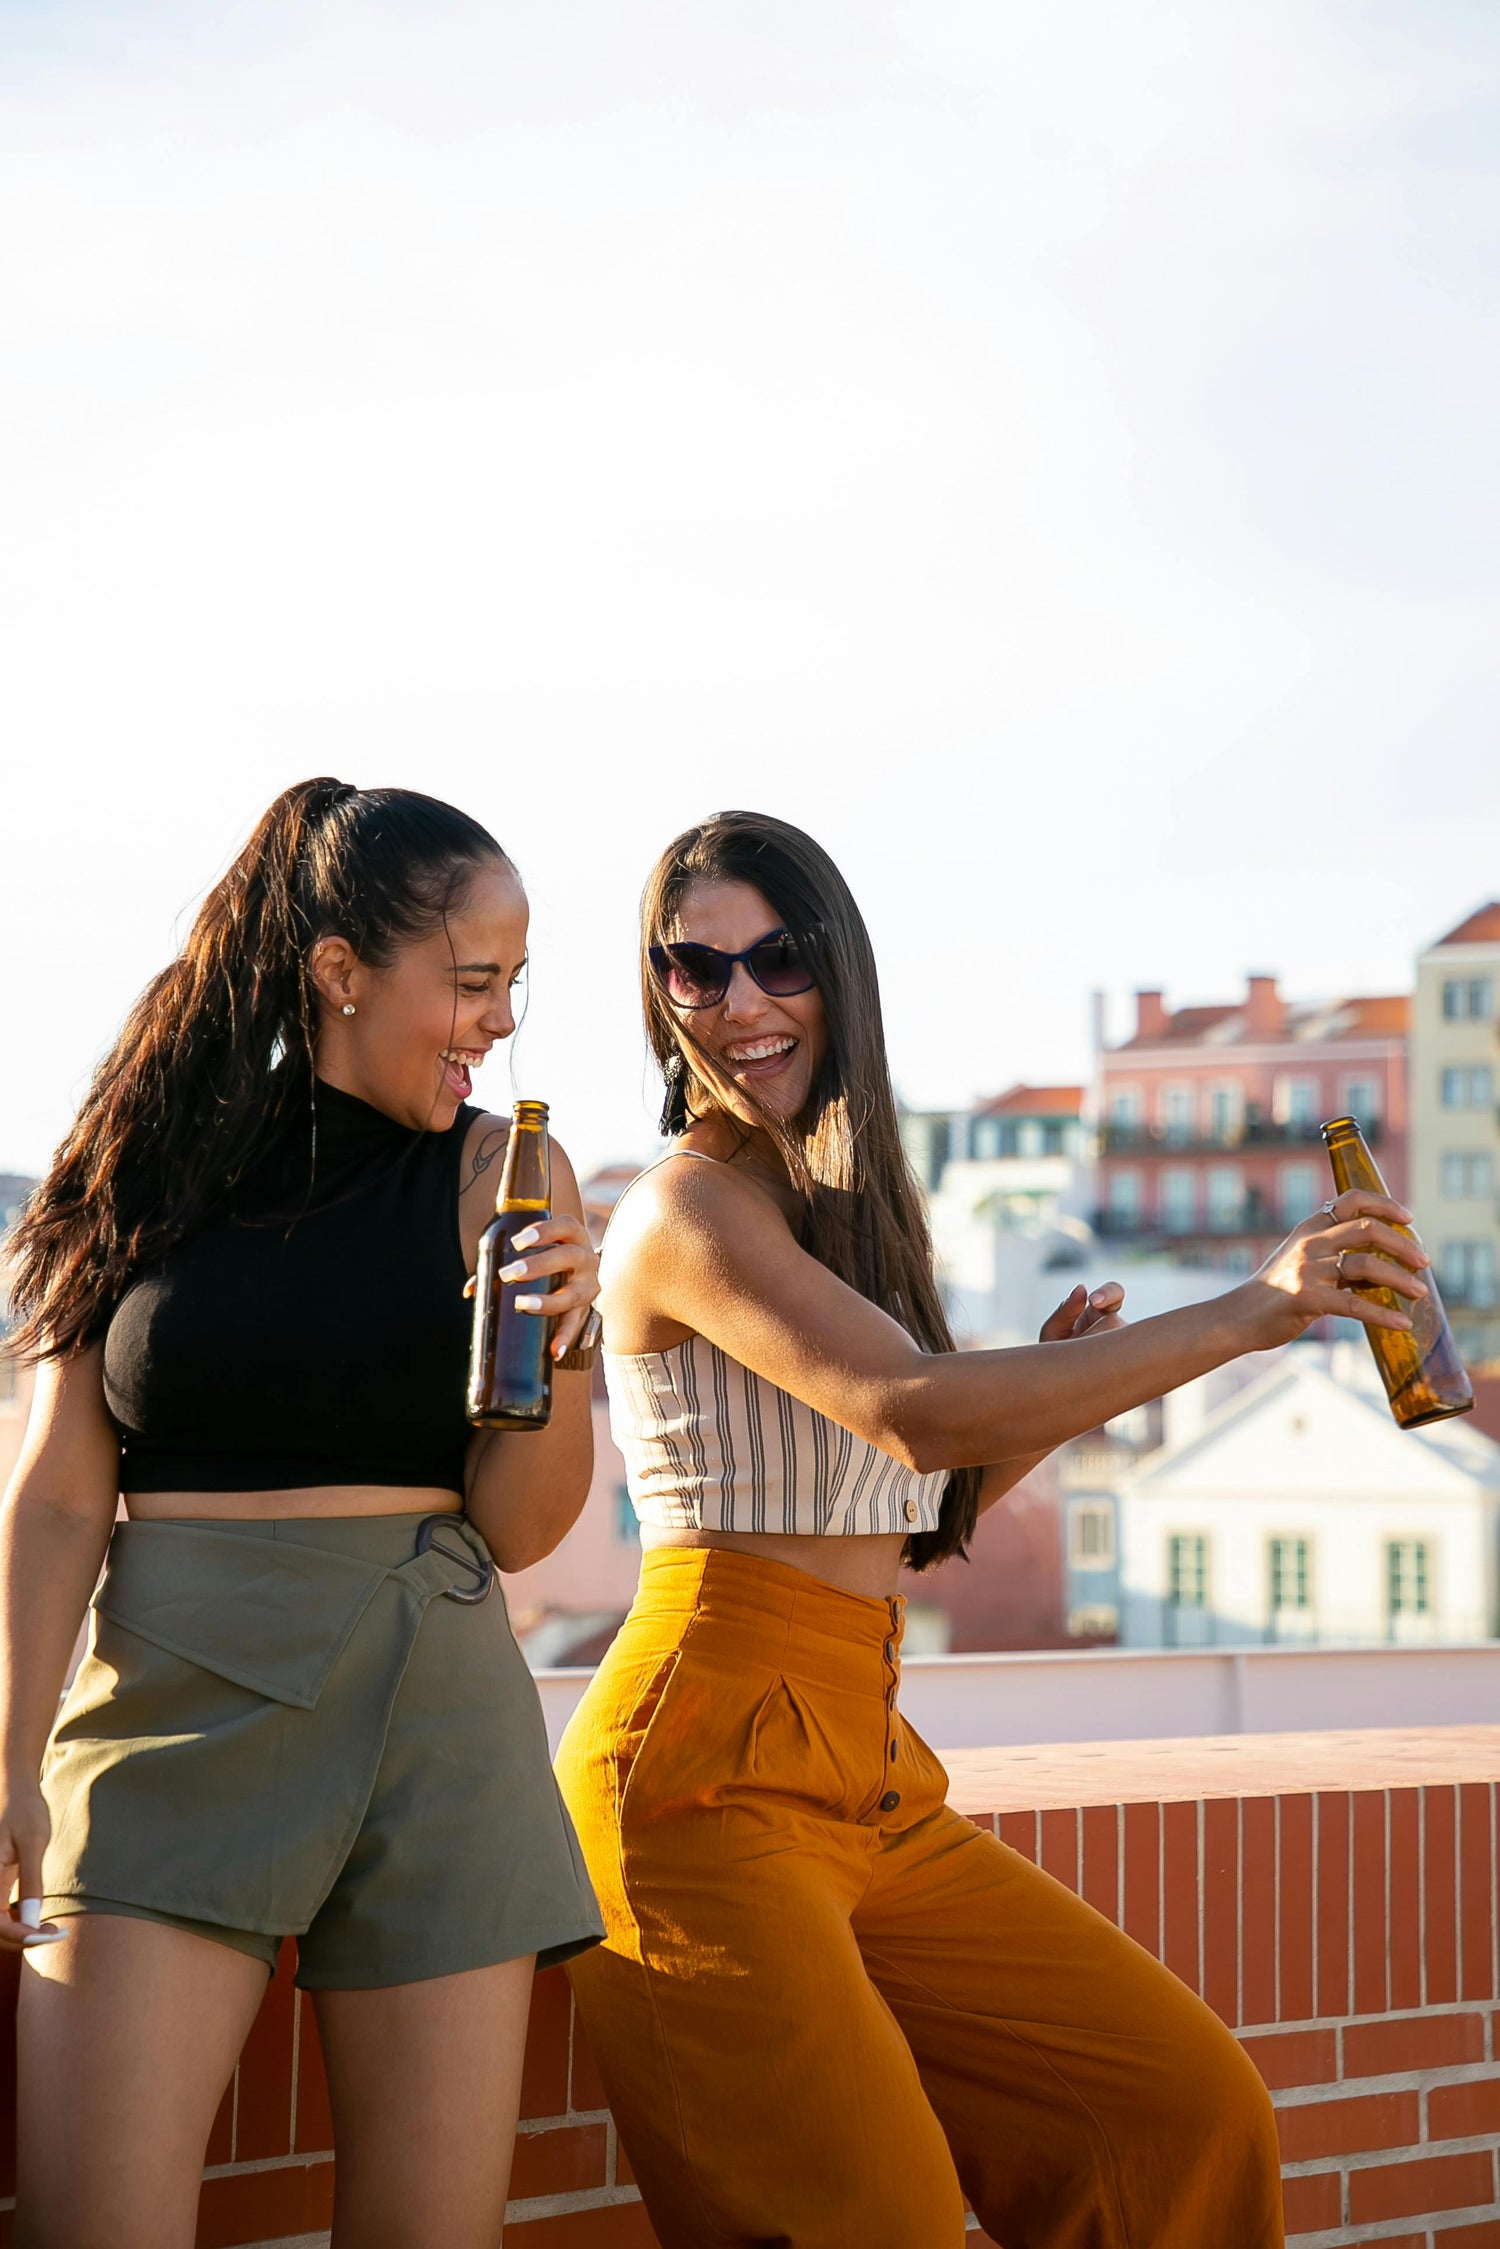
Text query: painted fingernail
19 1899 42 1929
21 1926 65 1944
512 1227 540 1250
500 1262 526 1281
516 1295 544 1312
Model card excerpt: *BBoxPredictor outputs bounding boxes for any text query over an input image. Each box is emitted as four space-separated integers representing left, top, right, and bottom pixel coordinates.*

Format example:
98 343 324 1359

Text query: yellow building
1411 904 1500 1367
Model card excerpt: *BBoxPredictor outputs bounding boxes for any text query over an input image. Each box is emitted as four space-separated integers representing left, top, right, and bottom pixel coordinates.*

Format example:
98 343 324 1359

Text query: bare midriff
125 1485 464 1522
639 1524 908 1601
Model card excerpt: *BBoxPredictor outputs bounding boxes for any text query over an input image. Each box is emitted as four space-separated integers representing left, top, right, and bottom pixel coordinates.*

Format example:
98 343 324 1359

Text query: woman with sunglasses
555 809 1428 2249
2 781 603 2249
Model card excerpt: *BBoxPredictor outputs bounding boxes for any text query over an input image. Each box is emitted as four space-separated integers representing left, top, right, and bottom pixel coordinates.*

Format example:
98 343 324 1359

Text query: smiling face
310 856 529 1130
666 878 828 1130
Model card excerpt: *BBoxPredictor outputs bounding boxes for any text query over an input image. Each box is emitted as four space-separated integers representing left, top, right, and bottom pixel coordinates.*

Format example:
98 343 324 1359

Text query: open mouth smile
439 1046 487 1097
721 1036 799 1075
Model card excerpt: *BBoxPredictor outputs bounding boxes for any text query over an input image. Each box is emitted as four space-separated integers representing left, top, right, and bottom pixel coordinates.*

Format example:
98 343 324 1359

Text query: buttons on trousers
880 1789 902 1813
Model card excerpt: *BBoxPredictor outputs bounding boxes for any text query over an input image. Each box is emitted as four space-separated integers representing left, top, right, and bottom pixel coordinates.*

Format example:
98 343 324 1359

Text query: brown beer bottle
1321 1116 1474 1429
467 1099 556 1430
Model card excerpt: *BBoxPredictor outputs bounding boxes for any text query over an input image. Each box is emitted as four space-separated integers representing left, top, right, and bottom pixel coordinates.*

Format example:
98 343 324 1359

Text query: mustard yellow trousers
556 1548 1282 2249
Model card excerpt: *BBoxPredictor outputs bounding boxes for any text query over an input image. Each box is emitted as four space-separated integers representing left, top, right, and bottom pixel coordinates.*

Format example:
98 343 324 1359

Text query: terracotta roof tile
1435 902 1500 947
1113 996 1407 1051
973 1084 1084 1117
1116 1006 1238 1050
1336 995 1409 1035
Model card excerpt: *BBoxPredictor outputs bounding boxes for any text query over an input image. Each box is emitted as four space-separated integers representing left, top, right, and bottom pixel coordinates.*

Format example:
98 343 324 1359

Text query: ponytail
7 779 504 1360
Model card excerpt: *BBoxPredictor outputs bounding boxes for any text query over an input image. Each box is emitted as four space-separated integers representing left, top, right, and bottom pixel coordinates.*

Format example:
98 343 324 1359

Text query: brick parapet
1 1729 1496 2245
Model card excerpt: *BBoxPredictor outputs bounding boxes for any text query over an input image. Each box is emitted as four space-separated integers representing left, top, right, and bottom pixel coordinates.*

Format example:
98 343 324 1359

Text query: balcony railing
1100 1117 1384 1157
1091 1202 1275 1240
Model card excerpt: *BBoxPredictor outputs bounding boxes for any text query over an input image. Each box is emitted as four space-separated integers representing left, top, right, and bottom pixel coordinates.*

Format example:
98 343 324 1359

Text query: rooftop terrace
2 1673 1497 2246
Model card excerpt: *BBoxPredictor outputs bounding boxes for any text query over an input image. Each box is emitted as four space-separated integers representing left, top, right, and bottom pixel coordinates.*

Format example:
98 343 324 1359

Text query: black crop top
103 1081 481 1494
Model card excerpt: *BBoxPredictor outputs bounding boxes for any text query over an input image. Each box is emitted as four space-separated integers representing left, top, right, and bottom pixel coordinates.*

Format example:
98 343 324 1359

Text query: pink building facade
1096 977 1409 1269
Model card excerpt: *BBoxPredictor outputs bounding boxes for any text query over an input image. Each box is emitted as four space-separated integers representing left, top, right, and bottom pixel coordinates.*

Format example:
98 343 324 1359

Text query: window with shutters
1269 1537 1312 1612
1386 1540 1430 1618
1069 1502 1115 1570
1167 1535 1209 1609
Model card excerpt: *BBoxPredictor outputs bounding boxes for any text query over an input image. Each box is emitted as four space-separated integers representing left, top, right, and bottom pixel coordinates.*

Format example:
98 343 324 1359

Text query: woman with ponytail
554 810 1429 2248
1 780 603 2249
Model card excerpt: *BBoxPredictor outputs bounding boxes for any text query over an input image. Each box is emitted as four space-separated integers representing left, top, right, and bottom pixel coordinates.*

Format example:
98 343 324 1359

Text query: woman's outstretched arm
603 1161 1427 1475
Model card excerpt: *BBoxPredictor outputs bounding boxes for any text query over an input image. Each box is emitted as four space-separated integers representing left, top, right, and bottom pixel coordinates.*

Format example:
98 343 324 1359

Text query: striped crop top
605 1332 948 1539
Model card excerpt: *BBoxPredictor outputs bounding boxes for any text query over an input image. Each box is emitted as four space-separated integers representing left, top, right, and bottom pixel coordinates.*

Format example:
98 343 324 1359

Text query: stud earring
342 1003 356 1017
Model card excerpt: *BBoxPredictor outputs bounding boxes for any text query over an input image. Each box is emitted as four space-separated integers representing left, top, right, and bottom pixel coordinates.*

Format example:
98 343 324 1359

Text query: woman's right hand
1230 1189 1430 1352
0 1779 60 1950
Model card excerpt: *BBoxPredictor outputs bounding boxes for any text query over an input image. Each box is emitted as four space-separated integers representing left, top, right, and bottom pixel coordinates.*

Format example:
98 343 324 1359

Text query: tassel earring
658 1050 691 1138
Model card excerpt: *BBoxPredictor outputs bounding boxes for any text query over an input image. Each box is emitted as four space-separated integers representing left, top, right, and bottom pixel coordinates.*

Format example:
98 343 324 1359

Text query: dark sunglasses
648 927 816 1010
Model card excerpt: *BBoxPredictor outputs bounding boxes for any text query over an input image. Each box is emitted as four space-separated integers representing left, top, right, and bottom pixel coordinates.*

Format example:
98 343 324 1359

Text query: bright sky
4 0 1499 1181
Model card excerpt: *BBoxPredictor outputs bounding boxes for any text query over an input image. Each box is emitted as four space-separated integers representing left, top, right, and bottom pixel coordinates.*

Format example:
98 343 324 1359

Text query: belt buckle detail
415 1514 494 1603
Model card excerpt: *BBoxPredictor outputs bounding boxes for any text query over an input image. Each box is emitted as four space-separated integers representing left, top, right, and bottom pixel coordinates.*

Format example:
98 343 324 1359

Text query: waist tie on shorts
45 1514 500 1937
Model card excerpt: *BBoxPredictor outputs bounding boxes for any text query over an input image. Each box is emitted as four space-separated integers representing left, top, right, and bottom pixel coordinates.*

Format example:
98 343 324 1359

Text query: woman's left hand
1039 1280 1126 1341
498 1216 601 1360
503 1223 598 1358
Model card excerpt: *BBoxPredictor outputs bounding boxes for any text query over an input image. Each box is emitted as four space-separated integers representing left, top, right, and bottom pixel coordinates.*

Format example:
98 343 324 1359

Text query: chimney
1134 990 1168 1041
1244 975 1283 1038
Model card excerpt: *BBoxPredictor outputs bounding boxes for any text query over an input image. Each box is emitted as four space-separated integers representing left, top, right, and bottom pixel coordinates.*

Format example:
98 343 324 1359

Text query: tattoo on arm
465 1128 509 1191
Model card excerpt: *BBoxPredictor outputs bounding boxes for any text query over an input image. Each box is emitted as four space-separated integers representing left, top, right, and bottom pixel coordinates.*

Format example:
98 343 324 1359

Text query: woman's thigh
857 1810 1283 2249
312 1953 534 2249
17 1913 270 2249
569 1832 968 2249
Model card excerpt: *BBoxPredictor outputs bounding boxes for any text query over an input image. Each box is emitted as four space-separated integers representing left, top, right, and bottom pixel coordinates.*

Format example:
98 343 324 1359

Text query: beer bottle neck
1322 1118 1385 1198
498 1121 550 1213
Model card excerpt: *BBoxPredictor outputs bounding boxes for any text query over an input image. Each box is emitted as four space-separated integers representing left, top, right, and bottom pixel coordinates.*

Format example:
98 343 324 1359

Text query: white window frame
1068 1501 1116 1570
1161 1085 1195 1147
1341 1077 1379 1127
1274 1076 1319 1130
1207 1166 1243 1231
1209 1083 1241 1146
1109 1169 1141 1223
1278 1163 1319 1228
1167 1533 1210 1609
1161 1166 1197 1234
1268 1535 1313 1613
1386 1539 1431 1618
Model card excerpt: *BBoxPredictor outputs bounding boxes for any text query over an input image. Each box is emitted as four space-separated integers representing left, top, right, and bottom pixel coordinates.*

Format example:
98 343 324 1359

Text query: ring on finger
1321 1199 1340 1222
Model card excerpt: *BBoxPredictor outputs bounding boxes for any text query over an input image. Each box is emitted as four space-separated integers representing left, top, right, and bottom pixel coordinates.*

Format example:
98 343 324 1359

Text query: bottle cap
1320 1115 1358 1143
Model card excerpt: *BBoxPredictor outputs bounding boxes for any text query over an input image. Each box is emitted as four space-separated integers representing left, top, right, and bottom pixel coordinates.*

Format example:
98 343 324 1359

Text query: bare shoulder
458 1112 582 1216
458 1110 510 1204
602 1152 790 1280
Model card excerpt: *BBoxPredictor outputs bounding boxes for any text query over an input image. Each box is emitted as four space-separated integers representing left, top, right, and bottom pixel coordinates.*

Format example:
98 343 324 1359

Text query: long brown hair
9 778 505 1362
640 810 980 1570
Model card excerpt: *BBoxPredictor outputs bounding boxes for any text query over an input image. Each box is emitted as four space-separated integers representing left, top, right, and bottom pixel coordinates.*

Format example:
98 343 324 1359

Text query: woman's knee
1152 2003 1280 2174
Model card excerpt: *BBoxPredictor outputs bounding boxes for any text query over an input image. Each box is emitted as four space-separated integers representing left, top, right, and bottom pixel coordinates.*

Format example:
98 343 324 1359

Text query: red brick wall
2 1741 1496 2246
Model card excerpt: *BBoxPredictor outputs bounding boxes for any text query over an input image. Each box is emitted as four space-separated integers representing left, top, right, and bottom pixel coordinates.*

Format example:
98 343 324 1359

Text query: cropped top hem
118 1451 466 1496
603 1335 948 1540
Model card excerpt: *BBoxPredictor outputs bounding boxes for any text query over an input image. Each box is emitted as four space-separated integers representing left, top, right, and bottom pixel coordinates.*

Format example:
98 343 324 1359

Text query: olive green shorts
42 1513 603 1989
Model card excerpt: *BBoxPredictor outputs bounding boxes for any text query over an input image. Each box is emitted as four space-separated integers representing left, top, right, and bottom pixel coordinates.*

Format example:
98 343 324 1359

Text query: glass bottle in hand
467 1099 556 1430
1322 1115 1473 1429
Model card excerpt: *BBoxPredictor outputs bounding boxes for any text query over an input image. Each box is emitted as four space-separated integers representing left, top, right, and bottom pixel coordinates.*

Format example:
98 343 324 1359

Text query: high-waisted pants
555 1547 1283 2249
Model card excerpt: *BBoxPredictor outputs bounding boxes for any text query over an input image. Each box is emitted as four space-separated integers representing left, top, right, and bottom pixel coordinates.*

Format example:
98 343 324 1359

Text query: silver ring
1334 1248 1346 1282
1321 1199 1340 1222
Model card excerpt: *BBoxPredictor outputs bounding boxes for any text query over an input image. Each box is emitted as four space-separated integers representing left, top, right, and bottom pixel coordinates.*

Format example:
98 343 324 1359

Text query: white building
1409 902 1500 1367
1115 1345 1500 1649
